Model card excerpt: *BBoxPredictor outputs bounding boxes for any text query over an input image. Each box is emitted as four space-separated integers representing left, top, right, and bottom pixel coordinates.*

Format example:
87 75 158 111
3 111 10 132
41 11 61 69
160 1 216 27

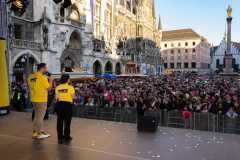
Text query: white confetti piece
156 154 161 158
169 148 174 152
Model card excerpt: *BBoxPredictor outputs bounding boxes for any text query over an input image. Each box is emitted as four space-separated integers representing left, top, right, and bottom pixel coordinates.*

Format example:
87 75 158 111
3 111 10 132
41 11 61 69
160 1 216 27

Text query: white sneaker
36 132 50 139
36 133 49 139
41 131 51 137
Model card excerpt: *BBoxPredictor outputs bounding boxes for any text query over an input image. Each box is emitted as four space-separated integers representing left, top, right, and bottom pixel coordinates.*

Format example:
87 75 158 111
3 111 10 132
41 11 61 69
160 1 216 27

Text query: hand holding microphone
45 72 54 88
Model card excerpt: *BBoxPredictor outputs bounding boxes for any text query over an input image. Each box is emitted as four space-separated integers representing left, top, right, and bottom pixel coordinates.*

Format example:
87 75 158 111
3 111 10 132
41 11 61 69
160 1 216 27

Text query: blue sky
155 0 240 45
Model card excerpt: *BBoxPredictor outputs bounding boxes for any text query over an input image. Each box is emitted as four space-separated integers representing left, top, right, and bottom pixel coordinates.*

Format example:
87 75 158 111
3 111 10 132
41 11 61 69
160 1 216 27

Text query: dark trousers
56 101 73 140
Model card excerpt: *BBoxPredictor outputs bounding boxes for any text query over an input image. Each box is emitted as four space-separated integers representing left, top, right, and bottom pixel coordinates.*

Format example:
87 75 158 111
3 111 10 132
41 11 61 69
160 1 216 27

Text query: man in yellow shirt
55 74 75 144
28 63 53 139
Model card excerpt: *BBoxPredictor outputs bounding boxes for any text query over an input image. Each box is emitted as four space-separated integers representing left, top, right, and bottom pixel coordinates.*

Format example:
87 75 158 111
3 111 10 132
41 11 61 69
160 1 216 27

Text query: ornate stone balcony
70 20 85 28
12 39 41 50
120 55 133 64
93 39 105 52
65 48 82 55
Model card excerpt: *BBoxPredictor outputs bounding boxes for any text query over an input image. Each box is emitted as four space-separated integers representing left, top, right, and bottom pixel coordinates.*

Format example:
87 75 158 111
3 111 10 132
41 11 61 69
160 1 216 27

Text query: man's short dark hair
60 74 70 84
37 63 47 71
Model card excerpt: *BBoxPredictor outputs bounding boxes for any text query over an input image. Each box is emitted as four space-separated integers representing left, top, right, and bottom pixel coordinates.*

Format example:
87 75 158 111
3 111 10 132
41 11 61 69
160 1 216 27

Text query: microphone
45 72 52 77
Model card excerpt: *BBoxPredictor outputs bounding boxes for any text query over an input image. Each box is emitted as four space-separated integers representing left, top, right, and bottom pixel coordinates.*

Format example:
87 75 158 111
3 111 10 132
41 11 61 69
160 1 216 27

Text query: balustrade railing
12 39 41 50
70 20 85 28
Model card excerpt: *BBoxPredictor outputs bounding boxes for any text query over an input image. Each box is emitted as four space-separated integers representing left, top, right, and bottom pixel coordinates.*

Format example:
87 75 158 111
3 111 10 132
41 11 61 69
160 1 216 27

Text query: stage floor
0 112 240 160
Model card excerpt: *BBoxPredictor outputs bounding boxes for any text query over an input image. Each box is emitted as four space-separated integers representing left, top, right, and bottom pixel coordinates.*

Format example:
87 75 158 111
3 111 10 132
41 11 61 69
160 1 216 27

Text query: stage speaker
137 115 159 132
0 38 10 115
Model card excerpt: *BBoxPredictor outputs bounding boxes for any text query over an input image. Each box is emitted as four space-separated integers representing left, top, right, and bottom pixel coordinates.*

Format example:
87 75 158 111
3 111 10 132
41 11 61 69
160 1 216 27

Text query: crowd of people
11 73 240 119
71 73 240 119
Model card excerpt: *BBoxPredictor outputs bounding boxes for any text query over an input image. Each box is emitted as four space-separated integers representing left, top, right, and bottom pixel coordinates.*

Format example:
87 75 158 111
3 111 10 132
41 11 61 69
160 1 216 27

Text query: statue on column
42 25 49 50
42 7 49 50
227 5 232 17
221 5 238 75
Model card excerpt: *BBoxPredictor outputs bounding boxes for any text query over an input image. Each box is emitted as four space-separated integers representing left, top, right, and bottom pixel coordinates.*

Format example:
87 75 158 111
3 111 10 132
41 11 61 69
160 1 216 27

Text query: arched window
69 31 81 49
13 53 38 82
115 62 121 75
105 61 113 74
93 60 102 75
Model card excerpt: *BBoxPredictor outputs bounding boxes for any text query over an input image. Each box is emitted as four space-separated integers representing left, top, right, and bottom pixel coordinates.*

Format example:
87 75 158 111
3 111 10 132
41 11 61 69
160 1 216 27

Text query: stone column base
223 55 233 73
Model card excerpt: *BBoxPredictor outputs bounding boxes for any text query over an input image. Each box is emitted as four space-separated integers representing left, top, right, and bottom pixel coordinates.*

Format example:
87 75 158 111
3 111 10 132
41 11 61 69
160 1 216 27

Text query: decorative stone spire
152 0 156 18
158 15 162 30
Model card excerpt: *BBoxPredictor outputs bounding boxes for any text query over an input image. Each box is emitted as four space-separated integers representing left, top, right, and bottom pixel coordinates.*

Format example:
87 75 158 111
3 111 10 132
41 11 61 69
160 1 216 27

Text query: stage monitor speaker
137 115 158 132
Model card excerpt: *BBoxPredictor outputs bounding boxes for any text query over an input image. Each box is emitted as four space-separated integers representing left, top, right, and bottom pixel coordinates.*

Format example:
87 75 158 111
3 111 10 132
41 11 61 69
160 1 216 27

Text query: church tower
136 0 157 41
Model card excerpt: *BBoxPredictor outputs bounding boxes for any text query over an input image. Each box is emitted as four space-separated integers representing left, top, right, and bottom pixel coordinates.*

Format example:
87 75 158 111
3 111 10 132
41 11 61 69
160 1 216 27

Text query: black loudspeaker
137 115 159 132
53 0 63 4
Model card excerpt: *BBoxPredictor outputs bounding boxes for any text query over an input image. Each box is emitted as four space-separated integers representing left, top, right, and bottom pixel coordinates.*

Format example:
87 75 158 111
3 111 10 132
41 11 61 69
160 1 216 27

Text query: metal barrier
162 111 240 134
166 110 185 128
72 105 137 123
165 111 221 132
50 105 240 135
220 116 240 134
193 112 211 131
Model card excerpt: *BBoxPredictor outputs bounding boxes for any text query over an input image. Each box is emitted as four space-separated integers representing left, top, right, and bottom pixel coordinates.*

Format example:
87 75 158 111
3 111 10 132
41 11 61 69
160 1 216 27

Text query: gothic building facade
93 0 162 75
9 0 161 82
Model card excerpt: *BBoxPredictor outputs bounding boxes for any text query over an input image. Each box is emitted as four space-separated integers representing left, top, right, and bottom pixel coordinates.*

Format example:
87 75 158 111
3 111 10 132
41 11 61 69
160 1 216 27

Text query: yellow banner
0 39 10 107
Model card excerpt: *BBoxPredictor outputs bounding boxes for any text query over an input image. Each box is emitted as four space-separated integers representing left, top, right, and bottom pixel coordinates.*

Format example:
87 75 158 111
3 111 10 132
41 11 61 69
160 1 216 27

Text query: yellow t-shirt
55 83 75 103
28 72 50 103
